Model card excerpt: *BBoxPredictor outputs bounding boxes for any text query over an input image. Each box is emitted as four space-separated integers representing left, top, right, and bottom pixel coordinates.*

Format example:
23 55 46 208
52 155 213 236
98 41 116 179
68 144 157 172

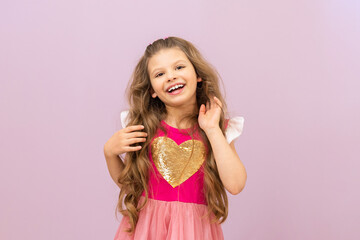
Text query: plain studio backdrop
0 0 359 239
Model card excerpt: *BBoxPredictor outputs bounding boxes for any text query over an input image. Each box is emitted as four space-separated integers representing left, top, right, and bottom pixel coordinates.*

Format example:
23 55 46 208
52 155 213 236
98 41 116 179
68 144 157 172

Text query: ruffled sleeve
224 116 244 144
120 110 130 129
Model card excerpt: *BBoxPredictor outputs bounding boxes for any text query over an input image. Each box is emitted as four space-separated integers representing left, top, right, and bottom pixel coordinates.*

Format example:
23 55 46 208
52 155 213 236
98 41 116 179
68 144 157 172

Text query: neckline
161 120 198 132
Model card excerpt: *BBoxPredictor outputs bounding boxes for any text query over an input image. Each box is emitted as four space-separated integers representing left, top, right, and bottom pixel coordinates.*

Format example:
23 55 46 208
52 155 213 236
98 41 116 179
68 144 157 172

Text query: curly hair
116 36 229 235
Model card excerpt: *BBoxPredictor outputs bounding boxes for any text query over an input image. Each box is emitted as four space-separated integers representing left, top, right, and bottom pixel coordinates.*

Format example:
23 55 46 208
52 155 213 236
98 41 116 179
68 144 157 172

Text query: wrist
204 126 222 137
104 144 117 158
104 152 122 162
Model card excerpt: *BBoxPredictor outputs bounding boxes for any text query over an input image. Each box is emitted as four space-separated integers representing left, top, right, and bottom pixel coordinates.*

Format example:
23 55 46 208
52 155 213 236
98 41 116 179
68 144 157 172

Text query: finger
124 125 145 133
127 137 147 145
209 96 217 108
214 96 222 108
199 104 206 115
126 131 148 139
209 97 215 108
124 145 142 152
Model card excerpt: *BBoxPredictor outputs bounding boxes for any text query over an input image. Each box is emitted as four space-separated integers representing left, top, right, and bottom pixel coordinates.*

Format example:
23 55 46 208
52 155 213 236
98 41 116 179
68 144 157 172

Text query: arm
198 96 246 195
103 124 147 189
104 147 124 189
204 128 247 195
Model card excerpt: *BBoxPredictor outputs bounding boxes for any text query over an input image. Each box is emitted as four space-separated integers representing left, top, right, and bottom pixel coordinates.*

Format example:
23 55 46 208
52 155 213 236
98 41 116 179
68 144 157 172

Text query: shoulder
120 110 130 129
224 116 245 144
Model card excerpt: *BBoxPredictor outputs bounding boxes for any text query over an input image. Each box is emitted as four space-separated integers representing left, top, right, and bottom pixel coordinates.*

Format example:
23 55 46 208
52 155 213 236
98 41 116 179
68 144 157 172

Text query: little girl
104 36 246 240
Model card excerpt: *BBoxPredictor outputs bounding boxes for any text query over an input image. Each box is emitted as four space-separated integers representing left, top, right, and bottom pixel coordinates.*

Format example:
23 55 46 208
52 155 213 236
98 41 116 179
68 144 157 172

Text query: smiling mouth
167 84 185 93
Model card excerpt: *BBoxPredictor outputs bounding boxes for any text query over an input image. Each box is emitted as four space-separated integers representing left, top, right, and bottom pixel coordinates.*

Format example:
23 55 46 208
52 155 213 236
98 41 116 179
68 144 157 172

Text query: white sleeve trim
120 110 130 129
225 116 245 144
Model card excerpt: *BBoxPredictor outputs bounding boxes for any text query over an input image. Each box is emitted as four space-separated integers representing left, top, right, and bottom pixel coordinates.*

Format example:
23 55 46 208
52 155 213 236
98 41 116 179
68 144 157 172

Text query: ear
197 77 202 82
150 88 157 98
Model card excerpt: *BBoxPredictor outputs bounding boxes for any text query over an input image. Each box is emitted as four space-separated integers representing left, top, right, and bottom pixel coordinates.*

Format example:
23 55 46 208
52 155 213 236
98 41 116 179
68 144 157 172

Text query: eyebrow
150 60 187 76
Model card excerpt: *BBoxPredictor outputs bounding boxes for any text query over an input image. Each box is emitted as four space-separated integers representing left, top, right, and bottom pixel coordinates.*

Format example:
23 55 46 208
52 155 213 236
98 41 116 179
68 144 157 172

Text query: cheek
183 70 197 81
149 80 157 89
151 82 163 93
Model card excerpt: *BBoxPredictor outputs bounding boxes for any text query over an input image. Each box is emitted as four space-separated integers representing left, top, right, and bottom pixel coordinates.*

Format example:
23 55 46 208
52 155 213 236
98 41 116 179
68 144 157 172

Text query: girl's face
147 47 202 109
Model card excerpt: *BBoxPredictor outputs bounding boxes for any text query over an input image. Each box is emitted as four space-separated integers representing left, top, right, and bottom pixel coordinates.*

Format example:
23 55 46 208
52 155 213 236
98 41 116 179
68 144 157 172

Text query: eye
155 66 185 78
155 73 163 78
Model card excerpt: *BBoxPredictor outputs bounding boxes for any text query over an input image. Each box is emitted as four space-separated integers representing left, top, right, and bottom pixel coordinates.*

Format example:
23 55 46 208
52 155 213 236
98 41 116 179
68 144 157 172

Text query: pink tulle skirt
114 196 224 240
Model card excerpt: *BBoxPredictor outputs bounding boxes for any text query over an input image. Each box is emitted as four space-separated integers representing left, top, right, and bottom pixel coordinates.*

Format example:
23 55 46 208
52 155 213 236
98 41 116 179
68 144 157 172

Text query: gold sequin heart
151 137 206 188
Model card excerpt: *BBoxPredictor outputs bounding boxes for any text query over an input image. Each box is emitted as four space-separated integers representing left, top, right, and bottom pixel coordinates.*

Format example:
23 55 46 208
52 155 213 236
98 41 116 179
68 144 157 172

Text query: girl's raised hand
198 96 222 133
104 125 147 157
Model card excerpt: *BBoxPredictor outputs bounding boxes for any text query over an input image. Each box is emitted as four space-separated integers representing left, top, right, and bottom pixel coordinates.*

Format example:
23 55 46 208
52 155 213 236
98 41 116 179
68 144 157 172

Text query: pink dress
115 112 244 240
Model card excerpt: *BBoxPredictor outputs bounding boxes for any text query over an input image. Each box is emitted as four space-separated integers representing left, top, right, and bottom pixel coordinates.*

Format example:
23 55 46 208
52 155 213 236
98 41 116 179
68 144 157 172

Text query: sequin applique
151 137 206 188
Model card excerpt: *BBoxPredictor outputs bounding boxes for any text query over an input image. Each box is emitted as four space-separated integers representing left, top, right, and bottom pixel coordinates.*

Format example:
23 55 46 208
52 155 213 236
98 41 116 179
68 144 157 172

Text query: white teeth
168 84 184 92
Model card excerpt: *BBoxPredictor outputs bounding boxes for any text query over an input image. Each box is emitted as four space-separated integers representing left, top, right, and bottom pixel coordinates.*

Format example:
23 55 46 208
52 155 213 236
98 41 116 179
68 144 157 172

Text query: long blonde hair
116 36 229 235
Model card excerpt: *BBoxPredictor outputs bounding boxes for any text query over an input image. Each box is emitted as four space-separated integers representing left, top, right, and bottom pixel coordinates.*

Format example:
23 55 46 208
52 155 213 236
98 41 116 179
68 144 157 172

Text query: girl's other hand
198 96 222 132
104 125 147 157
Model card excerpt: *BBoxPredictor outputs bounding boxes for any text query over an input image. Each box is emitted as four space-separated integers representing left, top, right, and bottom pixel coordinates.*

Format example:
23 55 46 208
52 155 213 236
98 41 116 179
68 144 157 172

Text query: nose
166 70 177 81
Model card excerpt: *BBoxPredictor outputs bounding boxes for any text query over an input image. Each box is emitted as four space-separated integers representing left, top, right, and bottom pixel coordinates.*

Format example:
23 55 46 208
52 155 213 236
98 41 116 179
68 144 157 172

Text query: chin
168 99 197 108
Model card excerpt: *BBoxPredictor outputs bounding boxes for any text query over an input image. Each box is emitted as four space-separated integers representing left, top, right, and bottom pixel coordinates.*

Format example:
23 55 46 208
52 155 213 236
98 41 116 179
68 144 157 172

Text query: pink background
1 0 359 239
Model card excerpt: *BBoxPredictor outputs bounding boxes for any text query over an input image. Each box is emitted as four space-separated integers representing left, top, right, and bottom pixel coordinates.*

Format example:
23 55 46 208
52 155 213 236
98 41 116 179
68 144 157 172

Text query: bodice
141 120 208 205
